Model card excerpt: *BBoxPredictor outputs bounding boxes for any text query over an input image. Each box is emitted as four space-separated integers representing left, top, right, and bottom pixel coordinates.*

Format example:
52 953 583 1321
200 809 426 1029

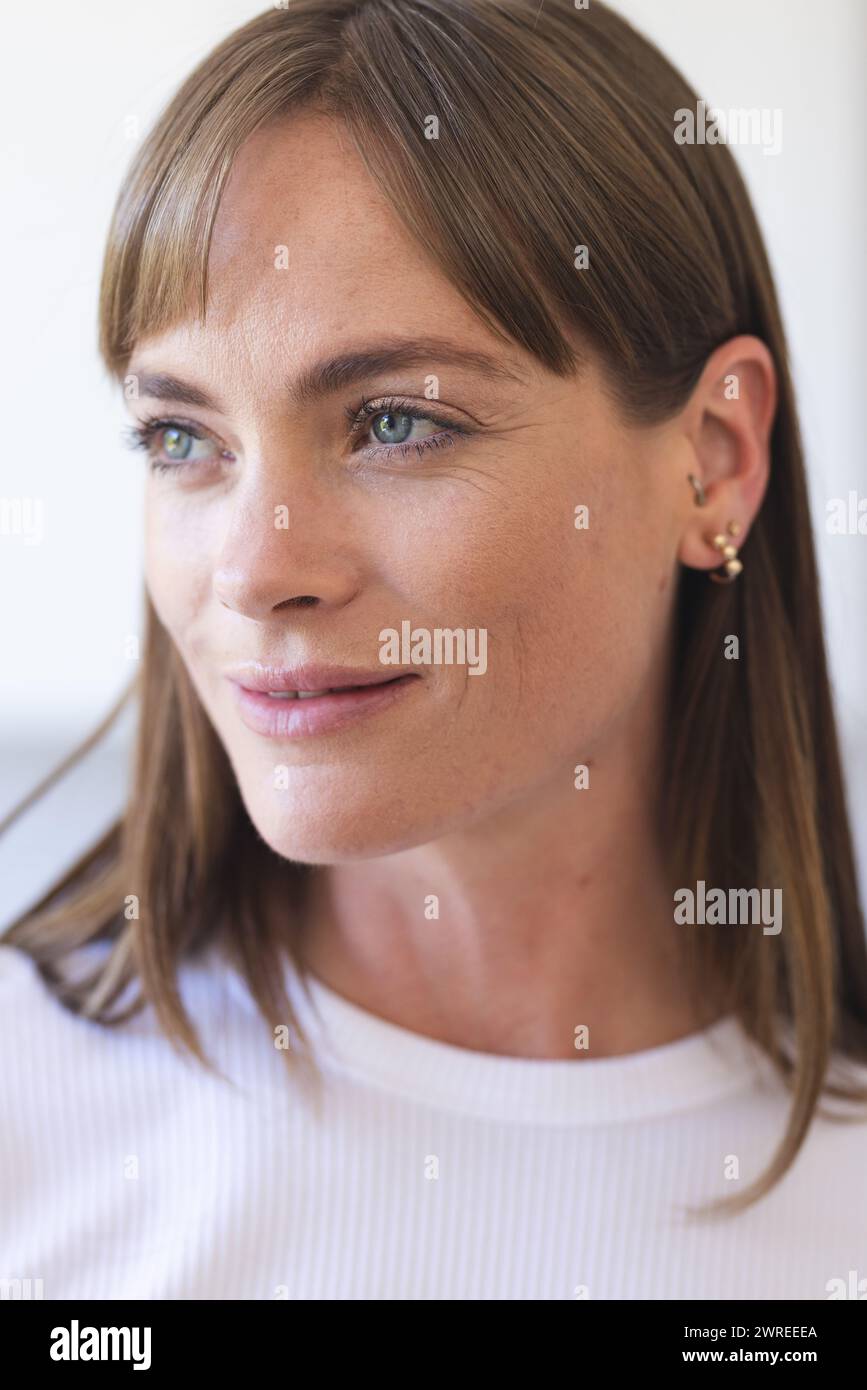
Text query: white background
1 0 865 920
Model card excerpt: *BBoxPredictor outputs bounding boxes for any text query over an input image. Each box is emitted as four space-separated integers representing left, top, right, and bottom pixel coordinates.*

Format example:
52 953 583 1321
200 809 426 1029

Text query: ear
677 335 777 573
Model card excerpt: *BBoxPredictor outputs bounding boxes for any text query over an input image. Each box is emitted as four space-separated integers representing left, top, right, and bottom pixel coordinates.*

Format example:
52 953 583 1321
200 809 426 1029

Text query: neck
296 696 722 1059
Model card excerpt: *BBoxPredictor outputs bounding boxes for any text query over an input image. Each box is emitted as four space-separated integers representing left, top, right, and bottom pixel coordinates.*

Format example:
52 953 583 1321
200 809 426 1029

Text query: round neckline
272 958 769 1126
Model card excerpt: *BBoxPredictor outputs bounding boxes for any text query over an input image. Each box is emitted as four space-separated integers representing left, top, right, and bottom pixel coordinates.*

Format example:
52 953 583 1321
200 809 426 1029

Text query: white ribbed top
284 962 760 1126
1 939 865 1300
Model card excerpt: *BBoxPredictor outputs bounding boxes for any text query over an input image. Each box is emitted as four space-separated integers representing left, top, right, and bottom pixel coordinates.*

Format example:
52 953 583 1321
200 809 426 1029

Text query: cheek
401 441 670 763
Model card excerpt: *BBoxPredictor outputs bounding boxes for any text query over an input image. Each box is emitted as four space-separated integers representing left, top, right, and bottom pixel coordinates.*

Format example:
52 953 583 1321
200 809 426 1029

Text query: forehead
173 113 490 361
127 112 576 412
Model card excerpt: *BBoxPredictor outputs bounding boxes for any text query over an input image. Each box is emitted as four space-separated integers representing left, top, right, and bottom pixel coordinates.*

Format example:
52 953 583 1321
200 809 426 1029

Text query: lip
227 662 421 739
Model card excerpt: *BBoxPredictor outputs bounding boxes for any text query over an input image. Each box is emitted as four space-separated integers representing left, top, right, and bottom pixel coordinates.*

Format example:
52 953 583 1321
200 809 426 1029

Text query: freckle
576 873 592 890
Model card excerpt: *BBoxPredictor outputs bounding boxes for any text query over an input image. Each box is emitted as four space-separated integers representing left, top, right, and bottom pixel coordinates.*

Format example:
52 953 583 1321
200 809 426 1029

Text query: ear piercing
708 521 743 583
687 473 708 507
686 476 744 582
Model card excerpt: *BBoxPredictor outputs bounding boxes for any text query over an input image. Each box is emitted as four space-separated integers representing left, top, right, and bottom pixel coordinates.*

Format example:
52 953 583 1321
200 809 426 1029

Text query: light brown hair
5 0 867 1214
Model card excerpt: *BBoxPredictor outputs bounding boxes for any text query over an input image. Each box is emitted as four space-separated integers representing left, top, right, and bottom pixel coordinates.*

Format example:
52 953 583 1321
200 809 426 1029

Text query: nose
212 471 361 621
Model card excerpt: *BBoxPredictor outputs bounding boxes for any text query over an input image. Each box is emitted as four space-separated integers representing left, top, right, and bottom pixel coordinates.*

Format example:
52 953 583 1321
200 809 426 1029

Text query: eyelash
344 395 468 462
123 397 469 473
122 417 225 474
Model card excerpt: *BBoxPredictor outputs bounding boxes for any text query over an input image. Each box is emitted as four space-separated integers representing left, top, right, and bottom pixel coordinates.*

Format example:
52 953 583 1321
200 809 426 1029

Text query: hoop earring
708 521 743 583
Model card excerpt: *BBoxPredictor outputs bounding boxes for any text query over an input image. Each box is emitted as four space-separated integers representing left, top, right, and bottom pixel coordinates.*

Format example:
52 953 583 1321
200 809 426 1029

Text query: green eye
351 399 469 463
145 422 219 467
371 411 414 445
125 416 231 472
162 426 194 459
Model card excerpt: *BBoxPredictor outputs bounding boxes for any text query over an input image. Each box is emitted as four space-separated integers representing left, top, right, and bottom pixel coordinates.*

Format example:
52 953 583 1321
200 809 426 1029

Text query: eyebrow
290 339 527 406
133 339 527 414
135 373 222 411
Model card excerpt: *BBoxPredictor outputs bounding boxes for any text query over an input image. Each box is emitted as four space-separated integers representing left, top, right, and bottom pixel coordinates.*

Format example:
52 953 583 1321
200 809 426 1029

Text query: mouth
226 664 420 739
262 681 399 700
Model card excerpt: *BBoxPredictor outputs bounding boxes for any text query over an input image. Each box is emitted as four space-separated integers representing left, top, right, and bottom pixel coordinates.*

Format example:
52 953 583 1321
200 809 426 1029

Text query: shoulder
0 944 104 1134
0 941 118 1061
0 936 291 1097
0 941 56 1016
773 1053 867 1230
0 940 40 982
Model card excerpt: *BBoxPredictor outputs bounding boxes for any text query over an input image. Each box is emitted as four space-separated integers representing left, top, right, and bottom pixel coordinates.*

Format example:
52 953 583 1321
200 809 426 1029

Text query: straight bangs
101 0 738 409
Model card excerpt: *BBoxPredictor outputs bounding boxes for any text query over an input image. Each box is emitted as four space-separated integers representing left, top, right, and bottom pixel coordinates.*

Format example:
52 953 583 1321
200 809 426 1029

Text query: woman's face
128 114 688 862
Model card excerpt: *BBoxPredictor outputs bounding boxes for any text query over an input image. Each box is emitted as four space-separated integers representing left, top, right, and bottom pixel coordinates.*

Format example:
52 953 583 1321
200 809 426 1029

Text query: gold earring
687 473 707 507
708 521 743 583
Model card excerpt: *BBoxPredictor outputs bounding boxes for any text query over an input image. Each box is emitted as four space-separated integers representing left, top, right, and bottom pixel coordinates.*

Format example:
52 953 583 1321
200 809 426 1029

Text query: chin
240 782 453 864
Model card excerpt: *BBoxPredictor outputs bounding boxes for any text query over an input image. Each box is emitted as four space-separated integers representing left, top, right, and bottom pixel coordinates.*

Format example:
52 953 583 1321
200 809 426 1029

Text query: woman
2 0 866 1301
